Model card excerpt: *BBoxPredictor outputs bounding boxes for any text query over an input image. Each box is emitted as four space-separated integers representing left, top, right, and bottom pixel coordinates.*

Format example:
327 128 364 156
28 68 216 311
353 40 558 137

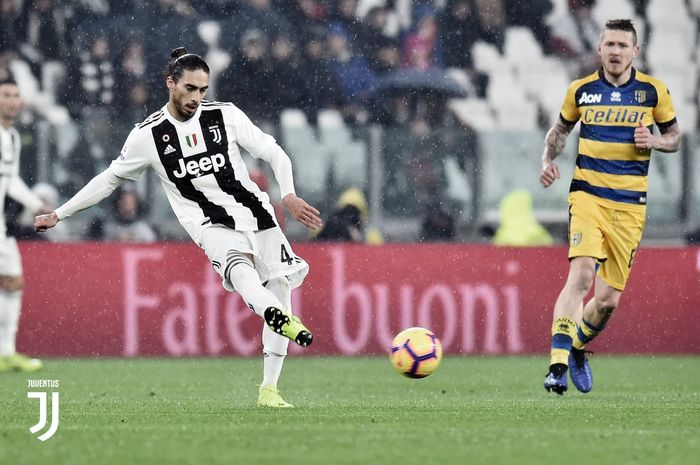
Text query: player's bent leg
583 276 621 330
224 252 279 317
225 253 312 347
262 279 293 356
264 276 312 347
263 307 312 347
263 276 311 346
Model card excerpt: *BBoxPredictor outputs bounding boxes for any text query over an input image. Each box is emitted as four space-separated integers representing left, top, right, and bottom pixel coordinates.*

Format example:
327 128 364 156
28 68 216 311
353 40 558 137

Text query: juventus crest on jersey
110 101 279 244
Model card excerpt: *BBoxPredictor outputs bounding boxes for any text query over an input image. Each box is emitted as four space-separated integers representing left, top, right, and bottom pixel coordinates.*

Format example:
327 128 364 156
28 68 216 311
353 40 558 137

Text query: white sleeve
260 144 296 198
109 127 151 180
7 176 43 212
54 168 125 220
230 105 279 159
229 106 296 198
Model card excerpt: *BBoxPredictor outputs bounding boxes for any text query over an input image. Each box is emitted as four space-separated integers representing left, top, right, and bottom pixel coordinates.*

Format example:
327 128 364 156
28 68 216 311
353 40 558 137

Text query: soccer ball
390 327 443 378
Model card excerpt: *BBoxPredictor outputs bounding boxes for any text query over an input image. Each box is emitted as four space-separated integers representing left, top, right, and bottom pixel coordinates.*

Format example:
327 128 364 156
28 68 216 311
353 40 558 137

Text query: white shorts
200 225 309 292
0 236 22 276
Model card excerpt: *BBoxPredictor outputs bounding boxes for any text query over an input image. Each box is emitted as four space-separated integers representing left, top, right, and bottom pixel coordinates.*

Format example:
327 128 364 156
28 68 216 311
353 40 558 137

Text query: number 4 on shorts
280 244 293 265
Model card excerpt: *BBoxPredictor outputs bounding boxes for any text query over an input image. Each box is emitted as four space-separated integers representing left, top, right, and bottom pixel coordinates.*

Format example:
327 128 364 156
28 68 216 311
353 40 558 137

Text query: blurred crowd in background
1 0 698 244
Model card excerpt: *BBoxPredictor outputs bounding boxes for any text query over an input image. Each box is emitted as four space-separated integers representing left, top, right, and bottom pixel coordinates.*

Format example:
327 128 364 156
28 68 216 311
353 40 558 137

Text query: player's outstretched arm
34 168 126 232
283 193 322 231
540 120 574 188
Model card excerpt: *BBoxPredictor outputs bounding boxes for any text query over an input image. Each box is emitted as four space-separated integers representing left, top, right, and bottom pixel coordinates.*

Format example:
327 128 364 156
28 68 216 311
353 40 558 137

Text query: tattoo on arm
653 123 681 153
543 121 573 162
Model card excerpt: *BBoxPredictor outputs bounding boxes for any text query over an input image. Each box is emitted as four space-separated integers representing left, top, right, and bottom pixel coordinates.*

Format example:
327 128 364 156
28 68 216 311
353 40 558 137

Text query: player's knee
0 275 23 292
571 269 595 294
568 259 595 294
223 251 255 283
596 296 619 317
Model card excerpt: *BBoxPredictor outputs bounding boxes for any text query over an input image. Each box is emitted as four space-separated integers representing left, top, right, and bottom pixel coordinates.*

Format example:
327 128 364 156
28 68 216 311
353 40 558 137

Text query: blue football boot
569 348 593 393
544 370 568 395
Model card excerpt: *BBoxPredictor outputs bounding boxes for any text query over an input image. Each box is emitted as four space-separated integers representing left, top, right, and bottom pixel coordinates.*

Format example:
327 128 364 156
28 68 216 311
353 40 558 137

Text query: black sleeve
656 117 677 134
559 113 577 127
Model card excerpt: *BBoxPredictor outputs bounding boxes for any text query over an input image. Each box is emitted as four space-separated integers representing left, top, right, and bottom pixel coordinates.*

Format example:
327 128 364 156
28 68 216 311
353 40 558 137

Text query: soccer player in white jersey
0 78 50 373
34 48 323 408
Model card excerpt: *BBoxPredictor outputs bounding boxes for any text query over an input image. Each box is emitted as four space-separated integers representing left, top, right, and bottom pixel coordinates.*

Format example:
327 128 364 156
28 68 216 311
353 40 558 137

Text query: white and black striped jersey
0 125 42 237
110 101 286 244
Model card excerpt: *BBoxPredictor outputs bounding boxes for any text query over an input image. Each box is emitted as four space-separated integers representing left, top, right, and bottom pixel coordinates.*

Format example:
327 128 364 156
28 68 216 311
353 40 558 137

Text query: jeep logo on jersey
578 92 602 104
172 153 226 179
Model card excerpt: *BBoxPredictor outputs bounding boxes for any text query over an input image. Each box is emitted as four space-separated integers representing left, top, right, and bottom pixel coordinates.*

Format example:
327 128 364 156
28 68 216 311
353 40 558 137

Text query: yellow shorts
567 192 645 290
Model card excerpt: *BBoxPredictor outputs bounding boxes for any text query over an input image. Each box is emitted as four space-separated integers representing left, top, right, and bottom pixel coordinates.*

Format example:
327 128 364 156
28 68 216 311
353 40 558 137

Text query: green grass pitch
1 356 699 465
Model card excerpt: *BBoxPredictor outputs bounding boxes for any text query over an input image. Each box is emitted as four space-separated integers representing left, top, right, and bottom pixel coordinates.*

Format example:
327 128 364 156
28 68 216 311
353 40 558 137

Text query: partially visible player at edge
0 78 51 373
34 48 323 408
539 19 681 394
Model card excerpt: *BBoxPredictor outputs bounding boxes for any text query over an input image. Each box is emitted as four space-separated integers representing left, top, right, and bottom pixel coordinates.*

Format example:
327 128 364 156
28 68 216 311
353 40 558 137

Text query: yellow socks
550 317 577 366
572 318 605 350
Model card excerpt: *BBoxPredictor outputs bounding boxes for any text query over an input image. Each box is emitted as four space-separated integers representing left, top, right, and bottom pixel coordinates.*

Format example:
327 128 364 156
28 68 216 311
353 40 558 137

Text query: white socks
261 278 292 387
223 251 294 388
261 352 286 387
0 290 21 356
223 252 292 388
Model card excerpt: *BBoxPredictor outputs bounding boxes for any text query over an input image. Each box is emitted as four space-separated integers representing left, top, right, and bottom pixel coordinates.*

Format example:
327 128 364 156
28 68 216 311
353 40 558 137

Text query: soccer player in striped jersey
0 78 51 373
539 19 681 394
34 48 323 408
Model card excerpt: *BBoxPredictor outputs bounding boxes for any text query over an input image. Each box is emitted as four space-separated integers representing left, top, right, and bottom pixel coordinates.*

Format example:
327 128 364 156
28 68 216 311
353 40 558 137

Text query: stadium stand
479 130 575 226
317 109 369 192
1 0 697 242
279 109 331 205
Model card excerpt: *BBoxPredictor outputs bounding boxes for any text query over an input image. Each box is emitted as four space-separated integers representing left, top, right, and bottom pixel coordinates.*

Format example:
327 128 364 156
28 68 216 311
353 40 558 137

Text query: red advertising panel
17 242 700 356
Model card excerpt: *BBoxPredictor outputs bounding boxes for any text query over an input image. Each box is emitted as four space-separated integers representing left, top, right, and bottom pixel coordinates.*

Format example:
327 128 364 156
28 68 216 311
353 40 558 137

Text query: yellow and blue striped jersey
560 67 677 210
